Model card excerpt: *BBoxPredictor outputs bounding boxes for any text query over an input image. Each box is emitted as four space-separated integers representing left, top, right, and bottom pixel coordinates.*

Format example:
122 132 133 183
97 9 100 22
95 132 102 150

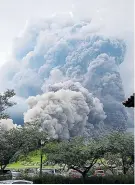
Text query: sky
0 0 134 97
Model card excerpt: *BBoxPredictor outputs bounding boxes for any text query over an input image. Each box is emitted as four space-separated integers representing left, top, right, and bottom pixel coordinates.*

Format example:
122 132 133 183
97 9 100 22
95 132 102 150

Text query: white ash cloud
24 80 106 139
0 13 131 133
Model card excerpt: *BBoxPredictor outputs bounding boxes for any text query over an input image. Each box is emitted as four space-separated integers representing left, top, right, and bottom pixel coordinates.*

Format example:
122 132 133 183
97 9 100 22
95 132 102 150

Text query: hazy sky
0 0 134 96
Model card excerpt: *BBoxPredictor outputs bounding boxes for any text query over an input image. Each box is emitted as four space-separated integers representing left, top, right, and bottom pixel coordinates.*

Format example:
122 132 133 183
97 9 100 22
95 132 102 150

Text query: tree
100 152 122 174
0 90 49 171
20 125 48 155
0 125 48 171
44 137 106 179
0 89 16 119
106 132 134 174
0 89 17 171
0 128 22 171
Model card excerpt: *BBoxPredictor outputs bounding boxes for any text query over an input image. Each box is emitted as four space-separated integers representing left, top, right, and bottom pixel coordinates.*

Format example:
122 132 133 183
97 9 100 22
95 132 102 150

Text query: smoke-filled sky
0 0 134 97
0 0 134 136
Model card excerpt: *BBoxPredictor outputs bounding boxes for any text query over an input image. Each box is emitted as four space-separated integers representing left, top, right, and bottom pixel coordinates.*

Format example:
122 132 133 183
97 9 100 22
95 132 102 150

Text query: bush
22 174 134 184
0 170 12 181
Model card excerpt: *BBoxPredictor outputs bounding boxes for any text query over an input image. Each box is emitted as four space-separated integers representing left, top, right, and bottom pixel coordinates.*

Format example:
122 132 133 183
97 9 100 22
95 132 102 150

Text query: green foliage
106 132 134 174
22 174 134 184
17 150 47 167
0 89 17 170
107 132 134 155
44 137 107 178
0 89 16 119
18 126 48 155
100 152 122 174
0 128 23 170
0 125 48 170
0 175 11 181
44 132 134 177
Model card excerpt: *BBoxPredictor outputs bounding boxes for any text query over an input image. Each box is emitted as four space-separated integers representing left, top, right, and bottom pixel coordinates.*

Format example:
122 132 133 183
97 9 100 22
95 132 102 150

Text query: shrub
20 174 134 184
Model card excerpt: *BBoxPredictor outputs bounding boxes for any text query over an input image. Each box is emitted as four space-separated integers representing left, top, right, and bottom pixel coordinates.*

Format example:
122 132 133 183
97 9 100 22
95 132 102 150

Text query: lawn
7 150 60 170
7 162 37 169
7 163 58 169
7 150 106 170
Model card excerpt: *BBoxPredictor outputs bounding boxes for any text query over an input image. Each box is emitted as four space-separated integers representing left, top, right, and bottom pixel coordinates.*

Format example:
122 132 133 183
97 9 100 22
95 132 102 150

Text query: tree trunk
0 164 7 175
71 158 97 182
1 165 7 171
82 171 87 180
123 166 128 175
39 148 43 177
122 157 128 174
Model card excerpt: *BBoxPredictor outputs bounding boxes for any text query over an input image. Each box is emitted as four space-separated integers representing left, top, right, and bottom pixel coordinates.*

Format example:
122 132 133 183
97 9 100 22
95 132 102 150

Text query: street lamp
39 139 45 177
39 136 50 177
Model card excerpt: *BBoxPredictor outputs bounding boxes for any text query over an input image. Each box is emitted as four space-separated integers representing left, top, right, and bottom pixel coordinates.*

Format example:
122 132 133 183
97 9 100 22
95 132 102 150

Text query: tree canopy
0 125 48 171
0 89 16 120
106 132 134 174
44 137 107 178
44 132 134 177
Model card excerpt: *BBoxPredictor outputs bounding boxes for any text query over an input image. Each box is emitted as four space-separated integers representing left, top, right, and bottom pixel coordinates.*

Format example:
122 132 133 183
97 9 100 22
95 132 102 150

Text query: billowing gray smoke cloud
0 119 16 131
0 13 129 135
84 54 128 131
24 80 106 139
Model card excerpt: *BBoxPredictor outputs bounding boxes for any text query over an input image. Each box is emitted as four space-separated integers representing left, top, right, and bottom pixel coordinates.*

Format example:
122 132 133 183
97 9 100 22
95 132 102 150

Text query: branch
0 163 2 170
100 159 108 168
62 164 67 171
1 164 7 171
85 158 97 172
70 166 83 175
70 158 98 176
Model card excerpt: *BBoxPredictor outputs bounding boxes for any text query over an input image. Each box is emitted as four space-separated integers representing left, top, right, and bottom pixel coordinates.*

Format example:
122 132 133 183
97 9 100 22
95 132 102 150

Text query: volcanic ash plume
24 81 106 139
0 13 129 133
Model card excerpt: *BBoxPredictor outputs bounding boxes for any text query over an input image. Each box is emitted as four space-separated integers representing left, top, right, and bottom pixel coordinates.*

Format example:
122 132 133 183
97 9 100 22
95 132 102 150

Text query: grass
7 162 26 169
7 150 60 170
7 163 59 169
7 150 106 170
7 150 42 169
